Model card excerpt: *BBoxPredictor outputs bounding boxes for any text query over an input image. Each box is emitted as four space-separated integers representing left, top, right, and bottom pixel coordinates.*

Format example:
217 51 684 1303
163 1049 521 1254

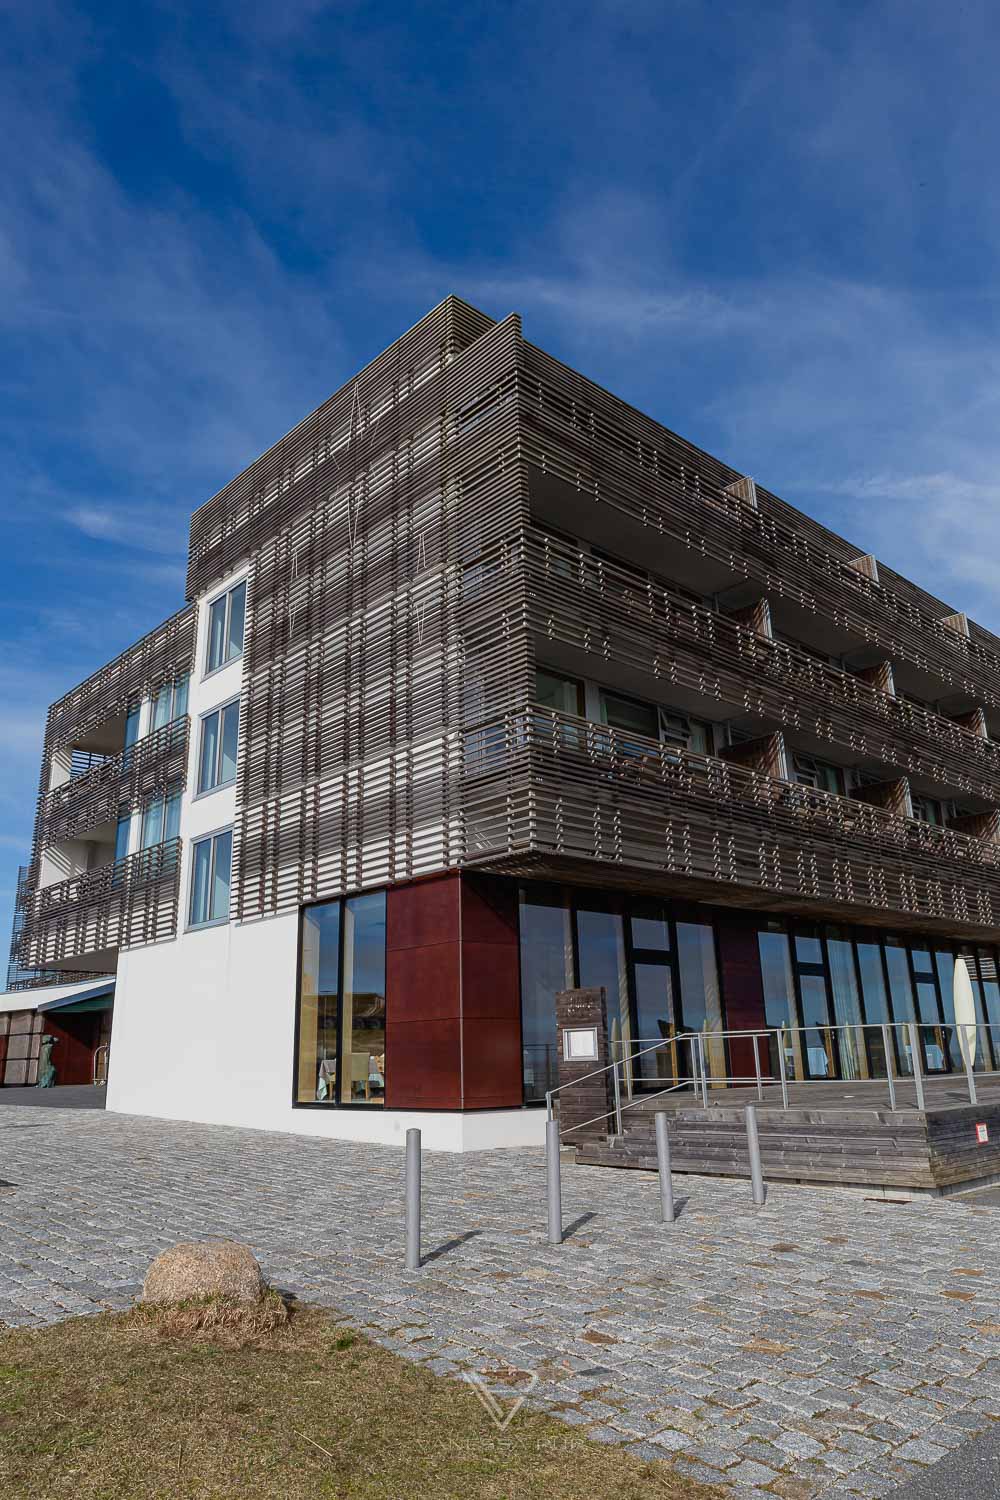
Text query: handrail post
654 1111 675 1223
546 1118 563 1244
697 1033 709 1107
545 1089 554 1122
776 1031 789 1110
882 1024 896 1111
745 1105 766 1207
963 1028 978 1106
752 1033 763 1102
611 1057 623 1136
909 1022 925 1111
405 1128 422 1271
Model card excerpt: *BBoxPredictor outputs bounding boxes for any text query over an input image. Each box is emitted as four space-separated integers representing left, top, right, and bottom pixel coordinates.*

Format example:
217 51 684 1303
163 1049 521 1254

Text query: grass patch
0 1303 721 1499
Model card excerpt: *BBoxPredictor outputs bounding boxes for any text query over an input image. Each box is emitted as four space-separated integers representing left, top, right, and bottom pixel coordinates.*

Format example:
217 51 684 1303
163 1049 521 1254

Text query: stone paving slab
0 1105 998 1499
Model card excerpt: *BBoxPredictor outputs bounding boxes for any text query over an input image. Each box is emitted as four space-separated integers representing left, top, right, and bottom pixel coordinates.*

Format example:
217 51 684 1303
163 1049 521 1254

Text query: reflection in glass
799 973 836 1078
827 933 864 1079
519 894 572 1103
339 892 387 1106
630 911 669 951
676 922 725 1082
856 941 890 1075
633 962 675 1083
577 909 630 1081
297 902 341 1104
758 928 800 1079
884 940 915 1074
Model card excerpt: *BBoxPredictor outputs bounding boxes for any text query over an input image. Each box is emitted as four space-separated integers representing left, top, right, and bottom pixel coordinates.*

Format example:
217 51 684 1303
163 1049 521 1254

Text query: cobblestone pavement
0 1107 997 1500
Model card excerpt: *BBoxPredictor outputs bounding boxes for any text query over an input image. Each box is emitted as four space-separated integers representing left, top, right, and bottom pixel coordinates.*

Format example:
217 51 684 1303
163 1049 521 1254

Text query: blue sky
3 0 1000 952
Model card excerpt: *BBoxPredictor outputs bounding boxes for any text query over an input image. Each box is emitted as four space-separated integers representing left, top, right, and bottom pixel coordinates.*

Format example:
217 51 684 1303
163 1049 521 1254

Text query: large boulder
142 1240 265 1306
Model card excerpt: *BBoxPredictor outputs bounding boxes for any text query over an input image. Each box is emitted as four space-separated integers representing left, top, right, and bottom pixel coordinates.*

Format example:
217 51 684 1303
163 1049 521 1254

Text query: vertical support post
405 1128 421 1271
745 1104 766 1207
776 1031 789 1111
697 1033 709 1107
655 1111 675 1223
882 1024 896 1111
546 1118 563 1245
909 1022 925 1111
964 1031 978 1107
752 1033 764 1101
611 1058 623 1136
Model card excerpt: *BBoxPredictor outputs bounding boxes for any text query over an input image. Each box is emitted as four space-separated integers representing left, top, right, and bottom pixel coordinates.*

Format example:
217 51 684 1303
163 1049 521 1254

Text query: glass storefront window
826 932 864 1080
340 893 387 1106
519 893 572 1103
295 891 386 1107
856 941 890 1075
676 921 725 1083
577 907 630 1076
884 940 915 1074
799 973 836 1078
297 902 341 1104
630 909 669 952
633 962 676 1082
757 927 800 1079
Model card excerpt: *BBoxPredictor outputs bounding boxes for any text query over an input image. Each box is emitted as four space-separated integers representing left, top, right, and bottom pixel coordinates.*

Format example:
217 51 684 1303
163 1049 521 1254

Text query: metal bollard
546 1118 563 1245
405 1127 422 1270
654 1111 675 1223
745 1104 766 1207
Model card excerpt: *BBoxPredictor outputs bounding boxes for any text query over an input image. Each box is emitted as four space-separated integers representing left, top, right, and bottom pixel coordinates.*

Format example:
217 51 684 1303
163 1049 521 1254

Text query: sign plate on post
976 1123 989 1144
563 1027 599 1062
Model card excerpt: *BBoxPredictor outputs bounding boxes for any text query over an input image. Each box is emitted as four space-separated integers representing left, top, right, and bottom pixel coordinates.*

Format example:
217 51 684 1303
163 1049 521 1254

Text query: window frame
292 888 389 1110
186 824 233 931
195 695 241 798
203 577 248 679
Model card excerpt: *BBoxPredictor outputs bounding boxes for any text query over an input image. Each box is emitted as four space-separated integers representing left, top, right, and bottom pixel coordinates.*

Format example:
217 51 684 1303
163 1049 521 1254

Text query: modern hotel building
5 296 1000 1147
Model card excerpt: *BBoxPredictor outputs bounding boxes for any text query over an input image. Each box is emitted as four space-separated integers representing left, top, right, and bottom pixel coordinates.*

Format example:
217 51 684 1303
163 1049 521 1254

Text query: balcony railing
38 717 189 847
519 346 1000 711
460 707 1000 936
17 838 183 971
503 526 1000 805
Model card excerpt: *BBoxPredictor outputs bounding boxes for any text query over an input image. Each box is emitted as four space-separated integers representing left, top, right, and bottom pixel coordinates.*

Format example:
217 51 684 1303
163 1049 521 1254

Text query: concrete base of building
104 1098 547 1151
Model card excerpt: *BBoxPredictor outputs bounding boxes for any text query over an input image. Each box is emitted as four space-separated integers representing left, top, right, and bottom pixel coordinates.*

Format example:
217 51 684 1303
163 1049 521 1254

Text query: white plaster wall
107 911 544 1150
105 560 544 1152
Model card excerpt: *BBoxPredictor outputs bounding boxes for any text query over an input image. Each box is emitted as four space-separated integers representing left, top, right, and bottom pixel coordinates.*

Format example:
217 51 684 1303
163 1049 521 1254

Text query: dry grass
122 1289 290 1348
0 1303 722 1500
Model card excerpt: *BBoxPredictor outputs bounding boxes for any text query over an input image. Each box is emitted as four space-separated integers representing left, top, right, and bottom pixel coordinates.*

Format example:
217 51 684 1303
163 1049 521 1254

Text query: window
113 809 132 865
151 674 189 731
518 890 572 1103
295 891 387 1106
206 580 247 674
535 668 584 716
659 708 713 756
910 794 943 826
600 690 658 740
189 828 232 927
792 753 844 795
140 787 182 849
198 699 239 794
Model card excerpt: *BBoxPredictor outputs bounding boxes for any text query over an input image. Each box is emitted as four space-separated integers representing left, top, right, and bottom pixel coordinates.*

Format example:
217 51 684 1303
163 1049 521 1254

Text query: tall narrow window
206 580 247 674
152 673 190 730
189 828 232 927
295 891 387 1106
141 787 182 849
519 890 572 1103
198 699 240 793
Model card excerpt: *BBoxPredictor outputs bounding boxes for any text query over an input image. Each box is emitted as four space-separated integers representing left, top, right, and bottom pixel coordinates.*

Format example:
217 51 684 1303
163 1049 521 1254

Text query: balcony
482 527 1000 807
518 345 1000 713
17 839 182 972
38 717 189 847
459 707 1000 940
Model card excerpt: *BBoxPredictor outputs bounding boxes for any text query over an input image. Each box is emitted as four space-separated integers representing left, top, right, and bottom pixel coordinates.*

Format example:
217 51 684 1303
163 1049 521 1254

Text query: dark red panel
387 874 459 951
386 944 460 1023
460 873 519 946
461 1017 523 1108
715 917 771 1079
385 1019 462 1109
461 941 520 1021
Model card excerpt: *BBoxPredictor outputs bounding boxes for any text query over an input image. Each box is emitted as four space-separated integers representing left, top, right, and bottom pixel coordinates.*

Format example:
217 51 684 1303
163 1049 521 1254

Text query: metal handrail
93 1044 109 1086
548 1018 1000 1136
